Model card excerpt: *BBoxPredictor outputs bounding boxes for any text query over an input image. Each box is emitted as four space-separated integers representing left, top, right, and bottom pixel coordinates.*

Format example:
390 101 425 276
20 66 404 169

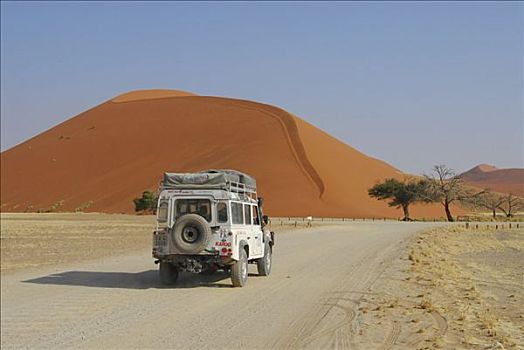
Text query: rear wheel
231 249 248 287
257 243 272 276
159 262 179 285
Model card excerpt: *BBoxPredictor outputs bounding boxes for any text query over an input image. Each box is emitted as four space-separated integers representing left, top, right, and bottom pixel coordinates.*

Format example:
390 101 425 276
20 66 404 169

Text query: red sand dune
1 89 447 218
459 164 524 197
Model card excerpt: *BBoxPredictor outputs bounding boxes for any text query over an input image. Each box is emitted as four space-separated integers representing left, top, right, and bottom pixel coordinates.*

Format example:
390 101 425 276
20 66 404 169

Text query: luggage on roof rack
161 169 257 192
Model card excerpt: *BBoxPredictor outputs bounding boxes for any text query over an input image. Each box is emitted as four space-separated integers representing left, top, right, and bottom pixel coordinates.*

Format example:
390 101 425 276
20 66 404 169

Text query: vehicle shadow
23 270 234 289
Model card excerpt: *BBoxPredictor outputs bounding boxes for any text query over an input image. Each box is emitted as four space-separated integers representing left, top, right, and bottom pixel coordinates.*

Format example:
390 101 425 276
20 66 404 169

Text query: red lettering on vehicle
215 241 231 247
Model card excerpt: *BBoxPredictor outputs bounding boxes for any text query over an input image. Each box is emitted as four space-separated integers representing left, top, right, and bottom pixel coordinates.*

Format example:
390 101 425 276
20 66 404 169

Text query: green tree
133 191 157 213
368 178 427 221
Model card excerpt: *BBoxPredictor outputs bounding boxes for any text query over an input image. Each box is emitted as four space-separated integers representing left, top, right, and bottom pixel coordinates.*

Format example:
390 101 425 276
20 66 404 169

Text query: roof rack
227 180 257 199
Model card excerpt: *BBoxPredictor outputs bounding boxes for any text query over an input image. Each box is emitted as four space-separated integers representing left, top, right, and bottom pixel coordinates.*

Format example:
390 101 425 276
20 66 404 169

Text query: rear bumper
154 253 234 269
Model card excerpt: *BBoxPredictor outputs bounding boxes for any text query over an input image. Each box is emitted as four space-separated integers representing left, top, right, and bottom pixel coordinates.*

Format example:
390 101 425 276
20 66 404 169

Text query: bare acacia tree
471 190 505 219
497 193 522 218
423 165 472 222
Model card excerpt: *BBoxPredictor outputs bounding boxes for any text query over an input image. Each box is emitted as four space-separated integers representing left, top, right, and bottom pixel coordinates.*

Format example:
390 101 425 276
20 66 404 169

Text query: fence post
294 221 297 227
466 222 469 229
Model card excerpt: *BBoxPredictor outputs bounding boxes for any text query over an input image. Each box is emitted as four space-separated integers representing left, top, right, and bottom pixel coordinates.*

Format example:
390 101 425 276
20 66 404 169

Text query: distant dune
1 89 445 218
459 164 524 197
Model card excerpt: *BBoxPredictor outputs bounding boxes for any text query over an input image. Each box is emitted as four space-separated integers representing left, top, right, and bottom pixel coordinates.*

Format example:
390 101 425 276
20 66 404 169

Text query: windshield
175 199 212 222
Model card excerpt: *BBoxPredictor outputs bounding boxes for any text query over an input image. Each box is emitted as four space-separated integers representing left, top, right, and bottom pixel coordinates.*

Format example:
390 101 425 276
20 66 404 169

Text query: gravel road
1 222 441 349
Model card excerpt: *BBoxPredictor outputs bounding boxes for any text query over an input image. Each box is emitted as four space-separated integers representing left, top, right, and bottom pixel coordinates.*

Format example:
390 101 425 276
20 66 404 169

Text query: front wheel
257 243 272 276
231 249 248 287
159 262 179 285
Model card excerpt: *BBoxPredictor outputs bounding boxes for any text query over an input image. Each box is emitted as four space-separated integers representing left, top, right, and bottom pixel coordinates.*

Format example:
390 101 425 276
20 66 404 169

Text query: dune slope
1 90 443 217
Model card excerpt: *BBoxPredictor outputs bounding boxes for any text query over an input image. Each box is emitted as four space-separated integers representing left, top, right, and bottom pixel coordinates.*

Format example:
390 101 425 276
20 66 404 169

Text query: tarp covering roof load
161 169 256 191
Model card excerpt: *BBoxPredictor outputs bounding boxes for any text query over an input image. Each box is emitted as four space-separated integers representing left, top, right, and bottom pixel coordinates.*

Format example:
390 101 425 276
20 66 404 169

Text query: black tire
231 248 248 287
159 262 178 285
257 243 272 276
172 214 212 254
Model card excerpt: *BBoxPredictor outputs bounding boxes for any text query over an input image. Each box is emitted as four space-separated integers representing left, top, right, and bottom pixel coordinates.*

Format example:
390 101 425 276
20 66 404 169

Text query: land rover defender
152 170 274 287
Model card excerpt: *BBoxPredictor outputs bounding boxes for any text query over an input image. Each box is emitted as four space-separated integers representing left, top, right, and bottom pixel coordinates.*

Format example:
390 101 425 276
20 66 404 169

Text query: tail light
220 247 232 256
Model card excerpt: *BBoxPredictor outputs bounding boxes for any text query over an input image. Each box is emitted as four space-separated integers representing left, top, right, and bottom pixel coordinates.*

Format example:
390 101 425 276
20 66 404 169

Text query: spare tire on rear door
172 214 212 254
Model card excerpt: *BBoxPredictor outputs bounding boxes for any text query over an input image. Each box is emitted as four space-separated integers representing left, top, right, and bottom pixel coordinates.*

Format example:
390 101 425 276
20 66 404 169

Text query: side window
217 202 228 223
252 205 259 225
157 201 168 222
244 204 252 225
231 202 244 225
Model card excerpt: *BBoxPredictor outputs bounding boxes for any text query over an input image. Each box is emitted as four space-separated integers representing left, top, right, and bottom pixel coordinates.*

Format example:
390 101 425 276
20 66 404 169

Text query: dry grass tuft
458 304 470 322
479 309 499 337
419 298 434 311
408 250 420 264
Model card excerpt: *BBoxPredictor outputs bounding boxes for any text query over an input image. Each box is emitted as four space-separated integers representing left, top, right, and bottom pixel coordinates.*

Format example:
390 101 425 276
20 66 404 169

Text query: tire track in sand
274 233 411 349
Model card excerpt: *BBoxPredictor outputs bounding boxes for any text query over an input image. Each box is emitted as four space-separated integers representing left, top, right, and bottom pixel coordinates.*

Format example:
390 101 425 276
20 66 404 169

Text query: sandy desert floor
1 213 522 349
1 213 155 274
359 226 524 350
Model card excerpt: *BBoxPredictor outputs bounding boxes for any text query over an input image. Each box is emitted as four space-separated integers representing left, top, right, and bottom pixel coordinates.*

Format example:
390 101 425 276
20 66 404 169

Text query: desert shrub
45 200 64 212
133 191 157 213
75 201 93 212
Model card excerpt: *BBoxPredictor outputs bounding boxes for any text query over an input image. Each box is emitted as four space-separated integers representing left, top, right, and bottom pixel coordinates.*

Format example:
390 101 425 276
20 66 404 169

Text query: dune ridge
190 97 326 198
112 89 196 103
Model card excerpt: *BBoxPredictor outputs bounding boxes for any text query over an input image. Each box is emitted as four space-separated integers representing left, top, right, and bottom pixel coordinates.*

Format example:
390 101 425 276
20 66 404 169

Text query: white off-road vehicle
152 170 275 287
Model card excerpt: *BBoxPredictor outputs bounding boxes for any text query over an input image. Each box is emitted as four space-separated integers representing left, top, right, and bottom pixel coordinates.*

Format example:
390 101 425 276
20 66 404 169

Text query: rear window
175 199 211 222
231 202 243 225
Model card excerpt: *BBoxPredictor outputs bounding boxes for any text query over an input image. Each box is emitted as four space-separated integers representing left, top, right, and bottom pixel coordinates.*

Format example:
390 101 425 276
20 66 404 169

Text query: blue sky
1 1 522 174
